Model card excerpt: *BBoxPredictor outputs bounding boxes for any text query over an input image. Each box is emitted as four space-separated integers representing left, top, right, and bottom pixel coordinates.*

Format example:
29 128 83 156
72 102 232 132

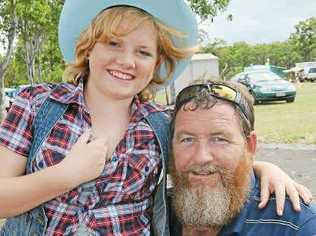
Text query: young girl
0 1 312 235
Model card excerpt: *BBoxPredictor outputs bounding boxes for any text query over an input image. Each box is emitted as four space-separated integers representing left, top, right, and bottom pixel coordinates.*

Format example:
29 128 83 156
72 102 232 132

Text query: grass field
254 82 316 144
155 82 316 144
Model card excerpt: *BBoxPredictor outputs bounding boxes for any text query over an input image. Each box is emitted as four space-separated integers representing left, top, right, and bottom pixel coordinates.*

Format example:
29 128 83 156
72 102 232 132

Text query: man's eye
180 137 194 143
209 137 228 144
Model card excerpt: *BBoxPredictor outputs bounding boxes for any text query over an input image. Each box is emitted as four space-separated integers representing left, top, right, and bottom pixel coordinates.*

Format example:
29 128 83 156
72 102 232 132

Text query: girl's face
86 20 159 102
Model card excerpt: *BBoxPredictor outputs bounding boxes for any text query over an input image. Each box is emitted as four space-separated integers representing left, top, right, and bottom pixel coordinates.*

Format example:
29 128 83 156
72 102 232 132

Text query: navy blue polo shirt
169 171 316 235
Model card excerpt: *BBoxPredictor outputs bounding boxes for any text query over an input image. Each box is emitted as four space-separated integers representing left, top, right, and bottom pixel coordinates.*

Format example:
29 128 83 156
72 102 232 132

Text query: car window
308 67 316 73
248 72 281 82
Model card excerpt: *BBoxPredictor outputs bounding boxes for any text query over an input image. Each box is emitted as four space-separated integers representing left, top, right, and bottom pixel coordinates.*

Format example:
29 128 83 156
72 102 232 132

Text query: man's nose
193 141 214 165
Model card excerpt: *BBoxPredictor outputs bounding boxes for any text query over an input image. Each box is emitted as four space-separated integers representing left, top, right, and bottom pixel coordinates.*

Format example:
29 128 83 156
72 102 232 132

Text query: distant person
5 100 13 113
169 80 316 235
297 69 305 82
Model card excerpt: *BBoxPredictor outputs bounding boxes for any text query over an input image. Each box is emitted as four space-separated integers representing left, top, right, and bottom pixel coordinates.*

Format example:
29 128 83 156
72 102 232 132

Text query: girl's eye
139 50 153 57
108 40 119 47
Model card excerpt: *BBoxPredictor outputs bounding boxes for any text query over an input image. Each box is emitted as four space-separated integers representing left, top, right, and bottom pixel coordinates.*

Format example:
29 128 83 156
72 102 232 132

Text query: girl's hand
58 130 109 187
254 161 313 216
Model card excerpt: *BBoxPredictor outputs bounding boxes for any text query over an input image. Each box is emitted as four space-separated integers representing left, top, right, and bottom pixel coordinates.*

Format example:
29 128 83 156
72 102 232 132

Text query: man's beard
170 154 252 229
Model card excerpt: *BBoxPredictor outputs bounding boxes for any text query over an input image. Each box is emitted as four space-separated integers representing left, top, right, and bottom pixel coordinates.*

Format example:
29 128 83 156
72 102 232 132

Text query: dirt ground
256 143 316 198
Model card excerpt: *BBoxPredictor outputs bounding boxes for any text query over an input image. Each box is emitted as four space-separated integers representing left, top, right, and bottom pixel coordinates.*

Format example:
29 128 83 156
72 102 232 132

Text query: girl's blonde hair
63 6 198 101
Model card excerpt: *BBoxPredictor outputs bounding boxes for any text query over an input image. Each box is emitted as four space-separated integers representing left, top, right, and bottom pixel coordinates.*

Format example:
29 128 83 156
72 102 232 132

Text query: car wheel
286 98 295 103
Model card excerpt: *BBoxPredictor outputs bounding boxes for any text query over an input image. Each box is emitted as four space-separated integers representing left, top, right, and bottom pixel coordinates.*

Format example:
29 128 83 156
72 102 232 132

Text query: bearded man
168 80 316 236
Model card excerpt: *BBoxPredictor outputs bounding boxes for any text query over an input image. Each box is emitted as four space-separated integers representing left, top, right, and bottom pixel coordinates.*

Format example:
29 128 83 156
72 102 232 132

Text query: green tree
5 40 28 87
168 0 231 103
203 41 256 79
188 0 230 21
33 0 64 84
16 0 64 84
264 42 302 68
202 40 303 80
290 17 316 61
4 1 64 86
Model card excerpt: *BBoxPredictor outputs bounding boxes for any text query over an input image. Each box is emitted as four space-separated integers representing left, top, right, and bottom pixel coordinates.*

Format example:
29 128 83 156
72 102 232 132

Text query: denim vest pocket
0 207 47 236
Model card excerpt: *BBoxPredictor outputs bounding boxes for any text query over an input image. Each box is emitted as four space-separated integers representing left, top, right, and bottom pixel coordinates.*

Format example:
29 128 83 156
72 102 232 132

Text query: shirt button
112 156 118 162
145 166 149 172
38 161 44 168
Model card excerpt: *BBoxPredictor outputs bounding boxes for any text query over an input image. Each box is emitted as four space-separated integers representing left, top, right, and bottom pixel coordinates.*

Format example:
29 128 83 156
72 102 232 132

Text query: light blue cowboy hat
58 0 198 84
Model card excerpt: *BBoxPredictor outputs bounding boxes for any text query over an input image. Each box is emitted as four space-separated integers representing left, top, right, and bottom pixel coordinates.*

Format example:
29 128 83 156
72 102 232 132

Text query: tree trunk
37 62 43 83
0 0 17 120
23 31 44 85
0 80 5 121
25 40 35 85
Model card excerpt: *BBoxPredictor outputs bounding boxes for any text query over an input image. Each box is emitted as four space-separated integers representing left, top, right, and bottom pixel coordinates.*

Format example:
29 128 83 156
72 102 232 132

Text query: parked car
305 67 316 82
4 87 18 99
231 71 296 104
4 88 18 111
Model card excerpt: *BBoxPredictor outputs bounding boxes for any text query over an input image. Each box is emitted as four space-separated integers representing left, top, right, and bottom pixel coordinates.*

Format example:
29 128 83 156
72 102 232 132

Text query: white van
305 67 316 82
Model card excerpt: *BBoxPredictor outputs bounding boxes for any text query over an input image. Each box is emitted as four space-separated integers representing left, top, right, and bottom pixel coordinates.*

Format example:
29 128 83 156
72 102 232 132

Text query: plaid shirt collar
49 79 86 108
48 78 166 122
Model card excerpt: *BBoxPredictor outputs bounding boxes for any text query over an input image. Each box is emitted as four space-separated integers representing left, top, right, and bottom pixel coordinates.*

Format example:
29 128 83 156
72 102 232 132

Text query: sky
201 0 316 45
1 0 315 55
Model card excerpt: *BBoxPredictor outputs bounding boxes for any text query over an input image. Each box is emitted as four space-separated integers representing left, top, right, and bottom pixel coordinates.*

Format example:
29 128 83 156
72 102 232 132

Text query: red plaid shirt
0 81 167 235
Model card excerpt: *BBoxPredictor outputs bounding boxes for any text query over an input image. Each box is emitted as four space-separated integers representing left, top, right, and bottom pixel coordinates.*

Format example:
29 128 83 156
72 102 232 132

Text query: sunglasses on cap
174 81 251 125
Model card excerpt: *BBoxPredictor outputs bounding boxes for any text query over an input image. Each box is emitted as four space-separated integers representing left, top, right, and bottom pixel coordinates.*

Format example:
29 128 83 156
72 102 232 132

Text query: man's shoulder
224 174 316 235
247 195 316 222
240 181 316 235
295 202 316 234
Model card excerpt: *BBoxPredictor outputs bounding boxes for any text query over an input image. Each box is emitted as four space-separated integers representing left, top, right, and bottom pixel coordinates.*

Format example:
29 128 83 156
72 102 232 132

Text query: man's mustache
184 163 219 174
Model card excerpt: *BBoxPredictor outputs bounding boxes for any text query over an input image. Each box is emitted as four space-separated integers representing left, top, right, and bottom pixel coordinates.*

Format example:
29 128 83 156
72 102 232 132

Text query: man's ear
246 131 257 160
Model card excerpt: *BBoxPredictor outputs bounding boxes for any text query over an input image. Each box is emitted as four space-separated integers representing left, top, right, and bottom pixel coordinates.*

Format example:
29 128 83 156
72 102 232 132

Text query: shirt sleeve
0 87 35 157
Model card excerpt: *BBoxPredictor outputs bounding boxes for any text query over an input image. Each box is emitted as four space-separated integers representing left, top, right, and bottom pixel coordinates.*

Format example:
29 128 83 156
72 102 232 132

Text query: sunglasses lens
177 86 203 104
212 85 237 102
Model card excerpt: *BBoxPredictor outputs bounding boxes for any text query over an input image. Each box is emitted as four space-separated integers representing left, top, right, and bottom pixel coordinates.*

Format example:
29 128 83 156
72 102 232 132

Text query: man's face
171 102 256 228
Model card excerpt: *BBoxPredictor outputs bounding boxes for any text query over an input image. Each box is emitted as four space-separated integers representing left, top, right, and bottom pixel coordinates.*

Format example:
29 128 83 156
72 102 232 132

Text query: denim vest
0 98 170 236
